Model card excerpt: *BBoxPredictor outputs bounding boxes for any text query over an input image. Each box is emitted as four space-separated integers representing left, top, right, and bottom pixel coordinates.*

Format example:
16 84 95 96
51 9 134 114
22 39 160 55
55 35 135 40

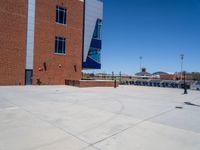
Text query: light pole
180 54 184 80
139 56 143 71
183 71 188 94
112 71 114 80
119 71 122 84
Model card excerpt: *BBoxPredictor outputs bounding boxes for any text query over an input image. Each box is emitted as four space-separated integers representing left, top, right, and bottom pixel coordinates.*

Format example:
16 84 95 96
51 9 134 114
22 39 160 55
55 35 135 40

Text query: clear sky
92 0 200 75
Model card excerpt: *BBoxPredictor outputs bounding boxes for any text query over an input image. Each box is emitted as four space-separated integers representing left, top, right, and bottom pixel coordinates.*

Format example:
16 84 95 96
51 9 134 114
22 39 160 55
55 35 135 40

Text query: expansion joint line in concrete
86 108 175 148
78 98 125 136
3 94 200 150
3 98 100 150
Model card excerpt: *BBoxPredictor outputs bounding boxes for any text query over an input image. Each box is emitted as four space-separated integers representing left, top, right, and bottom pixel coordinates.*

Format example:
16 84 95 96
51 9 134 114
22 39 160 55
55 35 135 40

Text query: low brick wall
65 80 119 88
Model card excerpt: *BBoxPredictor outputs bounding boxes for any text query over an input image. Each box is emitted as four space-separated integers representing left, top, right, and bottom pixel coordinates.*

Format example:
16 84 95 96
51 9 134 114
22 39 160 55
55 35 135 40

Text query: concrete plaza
0 85 200 150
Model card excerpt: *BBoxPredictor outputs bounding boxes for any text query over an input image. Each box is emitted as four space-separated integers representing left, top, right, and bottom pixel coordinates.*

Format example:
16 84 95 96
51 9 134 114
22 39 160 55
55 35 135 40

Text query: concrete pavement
0 86 200 150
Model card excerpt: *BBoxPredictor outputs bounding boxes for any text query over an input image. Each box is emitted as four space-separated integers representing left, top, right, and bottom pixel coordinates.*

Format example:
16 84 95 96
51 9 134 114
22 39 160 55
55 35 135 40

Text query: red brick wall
160 74 176 80
32 0 84 85
0 0 27 85
66 80 119 88
79 81 119 88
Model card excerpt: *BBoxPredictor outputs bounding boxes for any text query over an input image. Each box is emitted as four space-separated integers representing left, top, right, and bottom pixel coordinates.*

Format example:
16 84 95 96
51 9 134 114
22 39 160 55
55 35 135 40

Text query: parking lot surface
0 86 200 150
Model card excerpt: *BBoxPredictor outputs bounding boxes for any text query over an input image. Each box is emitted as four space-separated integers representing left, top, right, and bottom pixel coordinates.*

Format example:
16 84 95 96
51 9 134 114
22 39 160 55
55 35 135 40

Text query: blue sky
94 0 200 75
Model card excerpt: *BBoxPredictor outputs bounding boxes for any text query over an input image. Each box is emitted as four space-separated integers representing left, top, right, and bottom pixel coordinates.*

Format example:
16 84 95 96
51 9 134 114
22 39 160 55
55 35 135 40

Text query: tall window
55 37 66 54
56 6 67 24
93 19 102 39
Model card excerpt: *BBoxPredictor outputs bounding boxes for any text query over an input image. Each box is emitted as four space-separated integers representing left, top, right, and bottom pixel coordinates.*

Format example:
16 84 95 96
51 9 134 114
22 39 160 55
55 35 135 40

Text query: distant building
134 69 179 80
160 74 177 80
152 72 168 76
135 68 151 77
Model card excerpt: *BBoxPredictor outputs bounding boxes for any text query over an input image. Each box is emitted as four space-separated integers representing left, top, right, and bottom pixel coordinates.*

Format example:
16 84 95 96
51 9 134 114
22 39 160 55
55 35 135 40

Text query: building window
88 48 101 63
56 6 67 24
55 37 66 54
93 19 102 39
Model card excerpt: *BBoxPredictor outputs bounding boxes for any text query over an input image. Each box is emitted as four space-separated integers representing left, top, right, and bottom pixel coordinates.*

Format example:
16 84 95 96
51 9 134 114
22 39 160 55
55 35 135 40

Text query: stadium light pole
139 56 143 71
180 54 184 80
112 71 114 80
119 71 122 84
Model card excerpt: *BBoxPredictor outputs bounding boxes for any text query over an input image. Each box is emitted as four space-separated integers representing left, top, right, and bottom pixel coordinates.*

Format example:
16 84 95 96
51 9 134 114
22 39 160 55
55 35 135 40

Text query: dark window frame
55 37 66 54
56 6 67 25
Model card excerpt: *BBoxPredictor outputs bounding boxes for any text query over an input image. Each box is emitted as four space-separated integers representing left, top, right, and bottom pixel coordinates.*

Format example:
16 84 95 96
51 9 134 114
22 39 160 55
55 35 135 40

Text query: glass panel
64 9 67 24
59 10 64 23
88 48 101 63
63 39 66 53
55 38 58 53
55 37 66 54
56 6 66 24
93 23 98 38
58 40 62 53
93 19 102 39
98 20 102 39
56 9 59 22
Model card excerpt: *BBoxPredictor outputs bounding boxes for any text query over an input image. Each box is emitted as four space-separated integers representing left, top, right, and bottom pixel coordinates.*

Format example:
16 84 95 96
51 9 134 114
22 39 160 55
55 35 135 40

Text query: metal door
25 69 33 85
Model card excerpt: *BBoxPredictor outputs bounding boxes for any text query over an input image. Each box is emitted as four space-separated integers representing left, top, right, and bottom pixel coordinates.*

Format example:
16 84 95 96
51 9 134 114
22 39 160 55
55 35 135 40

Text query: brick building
0 0 103 85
